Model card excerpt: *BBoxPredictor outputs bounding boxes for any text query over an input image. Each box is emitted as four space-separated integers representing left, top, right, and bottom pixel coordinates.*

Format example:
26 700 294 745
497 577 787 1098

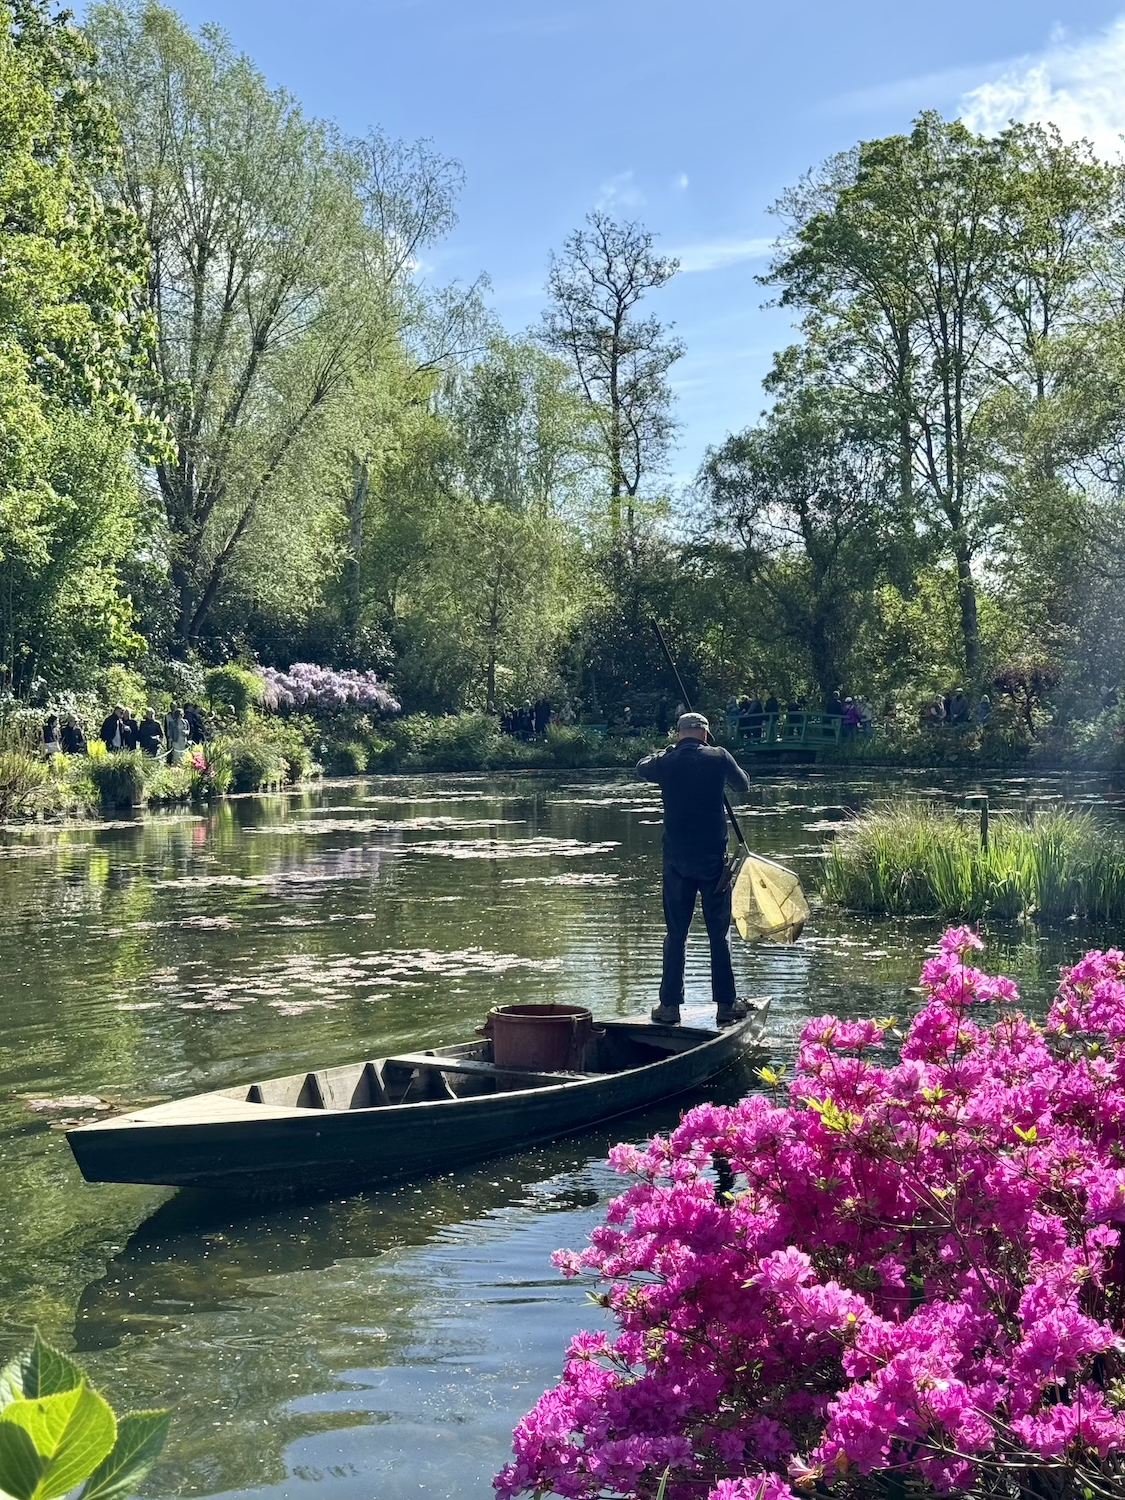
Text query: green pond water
0 766 1122 1499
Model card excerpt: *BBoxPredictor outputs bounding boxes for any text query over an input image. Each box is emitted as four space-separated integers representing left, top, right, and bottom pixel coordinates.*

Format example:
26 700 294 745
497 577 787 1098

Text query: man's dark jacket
636 739 750 877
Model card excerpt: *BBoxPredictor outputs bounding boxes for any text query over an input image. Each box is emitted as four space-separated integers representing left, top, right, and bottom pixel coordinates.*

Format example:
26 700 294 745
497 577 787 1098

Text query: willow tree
86 1 466 652
0 0 156 692
374 337 595 712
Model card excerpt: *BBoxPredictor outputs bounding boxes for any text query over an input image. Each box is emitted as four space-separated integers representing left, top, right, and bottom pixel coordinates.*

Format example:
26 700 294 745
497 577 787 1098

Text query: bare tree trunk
953 531 980 677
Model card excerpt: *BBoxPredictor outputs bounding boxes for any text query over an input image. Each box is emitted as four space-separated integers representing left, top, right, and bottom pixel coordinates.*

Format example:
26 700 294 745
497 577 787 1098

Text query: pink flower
497 932 1125 1500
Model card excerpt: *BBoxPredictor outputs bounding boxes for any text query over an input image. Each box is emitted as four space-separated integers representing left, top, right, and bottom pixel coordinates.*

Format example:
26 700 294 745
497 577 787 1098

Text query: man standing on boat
636 713 752 1027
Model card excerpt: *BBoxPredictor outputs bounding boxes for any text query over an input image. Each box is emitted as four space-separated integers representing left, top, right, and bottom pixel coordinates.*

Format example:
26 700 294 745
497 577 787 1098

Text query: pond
0 766 1121 1499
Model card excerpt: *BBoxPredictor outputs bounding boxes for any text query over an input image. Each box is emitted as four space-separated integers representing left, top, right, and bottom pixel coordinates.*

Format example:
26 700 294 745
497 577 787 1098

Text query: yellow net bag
731 853 809 943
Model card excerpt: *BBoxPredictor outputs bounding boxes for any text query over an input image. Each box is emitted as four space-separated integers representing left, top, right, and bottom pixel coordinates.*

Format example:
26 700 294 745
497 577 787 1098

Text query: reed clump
821 802 1125 923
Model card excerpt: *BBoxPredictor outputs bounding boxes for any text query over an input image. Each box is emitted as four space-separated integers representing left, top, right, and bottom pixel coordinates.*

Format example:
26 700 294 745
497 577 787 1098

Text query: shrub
325 739 367 775
1069 706 1125 778
143 652 205 708
0 749 49 817
500 930 1125 1500
191 744 231 798
364 733 398 771
212 732 286 792
821 801 1125 923
385 712 506 771
204 664 263 719
97 663 147 717
544 725 599 768
36 755 97 817
271 719 320 782
88 750 149 808
145 762 194 803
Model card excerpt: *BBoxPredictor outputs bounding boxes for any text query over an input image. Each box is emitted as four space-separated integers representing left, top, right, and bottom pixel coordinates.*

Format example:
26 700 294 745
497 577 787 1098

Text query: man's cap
677 712 709 733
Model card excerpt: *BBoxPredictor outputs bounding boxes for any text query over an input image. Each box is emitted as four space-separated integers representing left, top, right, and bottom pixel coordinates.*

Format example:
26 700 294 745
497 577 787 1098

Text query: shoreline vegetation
821 801 1125 924
2 696 1123 824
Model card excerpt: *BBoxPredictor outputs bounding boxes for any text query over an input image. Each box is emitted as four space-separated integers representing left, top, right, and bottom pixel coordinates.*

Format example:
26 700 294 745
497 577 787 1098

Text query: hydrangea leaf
78 1410 171 1500
0 1421 46 1500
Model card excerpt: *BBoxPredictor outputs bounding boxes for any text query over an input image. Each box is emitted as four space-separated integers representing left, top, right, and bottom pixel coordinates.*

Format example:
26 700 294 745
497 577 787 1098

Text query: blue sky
128 0 1125 482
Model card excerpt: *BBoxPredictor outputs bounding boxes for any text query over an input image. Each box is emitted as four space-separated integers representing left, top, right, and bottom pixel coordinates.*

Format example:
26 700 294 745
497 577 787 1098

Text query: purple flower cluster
257 663 399 716
497 929 1125 1500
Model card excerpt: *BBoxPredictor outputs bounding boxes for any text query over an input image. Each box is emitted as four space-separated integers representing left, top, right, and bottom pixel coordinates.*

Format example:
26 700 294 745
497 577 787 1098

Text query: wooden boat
66 1003 770 1197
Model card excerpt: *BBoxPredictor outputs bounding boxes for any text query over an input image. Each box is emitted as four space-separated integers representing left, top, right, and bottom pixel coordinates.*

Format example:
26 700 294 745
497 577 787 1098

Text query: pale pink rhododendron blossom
496 931 1125 1500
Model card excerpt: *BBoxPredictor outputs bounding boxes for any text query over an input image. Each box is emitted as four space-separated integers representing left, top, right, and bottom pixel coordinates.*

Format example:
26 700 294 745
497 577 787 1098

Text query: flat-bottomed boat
67 1004 769 1196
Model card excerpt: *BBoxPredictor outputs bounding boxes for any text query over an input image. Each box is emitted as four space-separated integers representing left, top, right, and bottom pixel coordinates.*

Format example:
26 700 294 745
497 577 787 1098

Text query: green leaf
36 1386 116 1499
1 1384 116 1500
0 1422 46 1500
2 1387 84 1458
0 1337 82 1408
78 1410 170 1500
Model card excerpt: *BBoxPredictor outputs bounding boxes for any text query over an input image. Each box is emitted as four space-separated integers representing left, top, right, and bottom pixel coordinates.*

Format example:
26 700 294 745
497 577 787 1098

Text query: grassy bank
821 802 1125 924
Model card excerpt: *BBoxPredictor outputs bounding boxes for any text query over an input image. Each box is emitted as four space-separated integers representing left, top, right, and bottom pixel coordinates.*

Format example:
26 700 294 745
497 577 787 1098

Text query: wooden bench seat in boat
383 1052 594 1086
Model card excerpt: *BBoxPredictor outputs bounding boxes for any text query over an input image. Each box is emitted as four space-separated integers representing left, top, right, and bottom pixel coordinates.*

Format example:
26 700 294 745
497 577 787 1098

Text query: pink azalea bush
497 930 1125 1500
257 663 399 716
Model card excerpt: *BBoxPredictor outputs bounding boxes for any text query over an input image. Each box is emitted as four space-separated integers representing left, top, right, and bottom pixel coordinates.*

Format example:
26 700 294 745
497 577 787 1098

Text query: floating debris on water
254 816 526 835
21 1094 110 1113
503 873 619 887
400 838 619 859
269 999 339 1015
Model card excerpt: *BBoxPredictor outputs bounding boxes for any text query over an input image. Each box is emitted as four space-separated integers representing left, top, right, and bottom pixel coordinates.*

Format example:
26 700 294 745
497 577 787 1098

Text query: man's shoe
716 998 752 1027
650 1003 682 1025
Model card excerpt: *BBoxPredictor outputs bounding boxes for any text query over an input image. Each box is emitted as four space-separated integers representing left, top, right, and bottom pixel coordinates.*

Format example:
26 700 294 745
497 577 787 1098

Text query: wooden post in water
966 794 989 851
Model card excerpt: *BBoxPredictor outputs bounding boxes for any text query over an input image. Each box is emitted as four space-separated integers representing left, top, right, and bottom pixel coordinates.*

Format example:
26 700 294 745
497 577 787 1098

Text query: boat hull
67 1012 767 1196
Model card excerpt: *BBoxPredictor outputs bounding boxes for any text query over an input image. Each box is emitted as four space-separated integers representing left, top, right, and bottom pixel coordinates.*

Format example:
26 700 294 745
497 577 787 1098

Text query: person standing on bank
636 712 753 1027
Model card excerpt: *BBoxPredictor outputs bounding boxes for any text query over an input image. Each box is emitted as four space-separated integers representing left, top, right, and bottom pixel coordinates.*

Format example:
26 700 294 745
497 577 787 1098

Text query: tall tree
768 115 1014 678
700 378 903 701
87 1 468 652
370 337 594 712
0 0 156 692
540 212 682 544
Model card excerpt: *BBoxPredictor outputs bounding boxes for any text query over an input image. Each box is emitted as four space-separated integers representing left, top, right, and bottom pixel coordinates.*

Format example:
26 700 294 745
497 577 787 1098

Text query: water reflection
0 767 1121 1497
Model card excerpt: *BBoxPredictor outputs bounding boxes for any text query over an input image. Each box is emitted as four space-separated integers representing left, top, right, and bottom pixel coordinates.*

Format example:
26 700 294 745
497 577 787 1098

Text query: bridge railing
733 712 842 750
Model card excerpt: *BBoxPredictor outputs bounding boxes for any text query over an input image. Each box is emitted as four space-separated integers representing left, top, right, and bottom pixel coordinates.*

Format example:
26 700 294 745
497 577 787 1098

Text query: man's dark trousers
659 859 736 1010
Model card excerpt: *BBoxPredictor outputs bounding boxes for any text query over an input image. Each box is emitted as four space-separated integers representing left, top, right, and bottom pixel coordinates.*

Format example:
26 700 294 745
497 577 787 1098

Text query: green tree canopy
86 1 470 653
0 0 156 692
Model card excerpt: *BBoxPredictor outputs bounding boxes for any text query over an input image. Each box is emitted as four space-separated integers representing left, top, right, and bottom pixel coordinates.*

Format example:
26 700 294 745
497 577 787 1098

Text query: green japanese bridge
731 711 843 756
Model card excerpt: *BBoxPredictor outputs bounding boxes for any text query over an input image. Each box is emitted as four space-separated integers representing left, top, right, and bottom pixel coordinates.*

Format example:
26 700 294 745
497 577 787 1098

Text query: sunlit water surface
1 766 1122 1498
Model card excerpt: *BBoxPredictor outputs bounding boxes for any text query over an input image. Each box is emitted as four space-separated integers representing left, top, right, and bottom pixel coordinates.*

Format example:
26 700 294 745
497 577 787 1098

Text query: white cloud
670 236 774 274
818 63 991 120
596 171 646 210
961 17 1125 157
672 171 690 191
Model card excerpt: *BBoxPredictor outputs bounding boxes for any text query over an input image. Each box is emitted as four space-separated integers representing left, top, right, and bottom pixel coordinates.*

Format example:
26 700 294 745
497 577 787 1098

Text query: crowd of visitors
920 688 992 730
42 703 207 761
499 701 554 739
